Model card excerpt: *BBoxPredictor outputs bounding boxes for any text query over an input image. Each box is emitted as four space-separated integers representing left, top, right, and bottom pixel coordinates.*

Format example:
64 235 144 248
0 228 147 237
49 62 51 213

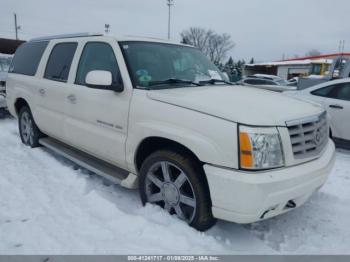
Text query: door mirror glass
85 70 112 87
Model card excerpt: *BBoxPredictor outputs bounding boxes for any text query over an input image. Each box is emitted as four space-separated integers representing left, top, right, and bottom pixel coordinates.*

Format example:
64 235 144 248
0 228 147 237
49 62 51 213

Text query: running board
39 137 131 186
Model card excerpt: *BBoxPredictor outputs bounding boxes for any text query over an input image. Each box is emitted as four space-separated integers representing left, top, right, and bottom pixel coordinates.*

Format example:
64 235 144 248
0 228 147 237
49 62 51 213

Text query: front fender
126 101 238 173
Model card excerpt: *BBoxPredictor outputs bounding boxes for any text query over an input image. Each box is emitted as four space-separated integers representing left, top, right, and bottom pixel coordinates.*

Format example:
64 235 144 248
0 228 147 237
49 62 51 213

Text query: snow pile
0 117 349 254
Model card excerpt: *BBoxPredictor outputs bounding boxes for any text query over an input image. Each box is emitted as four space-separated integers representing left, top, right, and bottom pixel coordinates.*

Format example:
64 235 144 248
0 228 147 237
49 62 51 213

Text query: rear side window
44 42 77 82
9 41 48 76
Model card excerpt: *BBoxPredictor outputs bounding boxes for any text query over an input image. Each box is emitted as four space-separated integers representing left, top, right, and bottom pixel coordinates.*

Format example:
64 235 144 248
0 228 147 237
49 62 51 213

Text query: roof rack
29 32 103 42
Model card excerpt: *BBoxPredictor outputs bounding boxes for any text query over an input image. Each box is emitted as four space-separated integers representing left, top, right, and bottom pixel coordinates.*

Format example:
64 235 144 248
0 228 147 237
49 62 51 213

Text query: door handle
329 104 343 109
39 88 46 96
67 94 77 104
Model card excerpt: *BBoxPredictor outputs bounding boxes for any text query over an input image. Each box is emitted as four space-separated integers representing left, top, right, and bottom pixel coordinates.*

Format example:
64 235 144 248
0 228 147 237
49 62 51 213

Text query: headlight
239 125 284 170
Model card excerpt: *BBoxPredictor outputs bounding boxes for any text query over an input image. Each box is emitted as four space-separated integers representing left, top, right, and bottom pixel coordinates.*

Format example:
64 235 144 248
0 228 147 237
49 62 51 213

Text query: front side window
244 79 256 85
264 80 277 85
9 41 48 76
253 79 265 85
75 42 122 88
311 85 335 97
311 83 350 101
44 42 77 82
336 83 350 101
120 41 226 89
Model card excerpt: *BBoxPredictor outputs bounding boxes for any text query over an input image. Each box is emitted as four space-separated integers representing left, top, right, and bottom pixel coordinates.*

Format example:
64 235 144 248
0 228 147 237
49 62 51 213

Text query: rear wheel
18 106 43 148
139 150 216 231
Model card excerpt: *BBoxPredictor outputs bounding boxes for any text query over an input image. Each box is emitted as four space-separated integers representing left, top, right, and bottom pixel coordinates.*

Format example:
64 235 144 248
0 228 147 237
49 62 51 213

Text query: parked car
240 75 297 92
6 33 335 231
287 77 299 87
0 66 7 109
284 78 350 145
253 74 287 83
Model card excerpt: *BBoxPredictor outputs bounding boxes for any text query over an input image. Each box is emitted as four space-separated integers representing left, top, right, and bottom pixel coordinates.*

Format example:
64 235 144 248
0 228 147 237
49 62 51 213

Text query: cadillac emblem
313 129 322 146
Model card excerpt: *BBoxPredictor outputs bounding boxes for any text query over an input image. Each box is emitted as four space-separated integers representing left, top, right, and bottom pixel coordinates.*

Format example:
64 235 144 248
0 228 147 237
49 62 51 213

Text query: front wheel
18 106 43 148
139 150 216 231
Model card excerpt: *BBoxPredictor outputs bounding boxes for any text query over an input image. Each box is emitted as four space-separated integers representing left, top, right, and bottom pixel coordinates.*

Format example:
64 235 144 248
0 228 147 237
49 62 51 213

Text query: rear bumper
204 140 335 224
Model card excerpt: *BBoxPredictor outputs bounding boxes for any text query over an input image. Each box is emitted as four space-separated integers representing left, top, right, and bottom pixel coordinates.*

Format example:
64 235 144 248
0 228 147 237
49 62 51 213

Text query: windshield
120 41 227 89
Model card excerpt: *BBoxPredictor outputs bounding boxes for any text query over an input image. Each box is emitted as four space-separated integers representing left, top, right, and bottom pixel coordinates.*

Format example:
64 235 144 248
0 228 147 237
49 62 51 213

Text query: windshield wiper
199 79 234 85
148 78 202 87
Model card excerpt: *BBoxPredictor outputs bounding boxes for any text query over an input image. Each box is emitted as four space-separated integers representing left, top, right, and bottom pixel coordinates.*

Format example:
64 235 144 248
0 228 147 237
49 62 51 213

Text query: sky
0 0 349 62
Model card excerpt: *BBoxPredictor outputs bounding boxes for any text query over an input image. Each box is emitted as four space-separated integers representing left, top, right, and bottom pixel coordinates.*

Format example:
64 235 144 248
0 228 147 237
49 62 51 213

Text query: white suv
6 33 335 231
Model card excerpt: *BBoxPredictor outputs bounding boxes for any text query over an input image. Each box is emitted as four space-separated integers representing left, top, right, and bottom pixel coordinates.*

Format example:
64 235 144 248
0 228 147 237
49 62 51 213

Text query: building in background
244 53 350 80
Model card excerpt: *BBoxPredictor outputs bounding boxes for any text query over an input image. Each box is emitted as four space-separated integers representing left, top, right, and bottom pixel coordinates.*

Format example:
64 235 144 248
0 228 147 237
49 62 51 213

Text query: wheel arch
14 97 30 117
135 136 203 172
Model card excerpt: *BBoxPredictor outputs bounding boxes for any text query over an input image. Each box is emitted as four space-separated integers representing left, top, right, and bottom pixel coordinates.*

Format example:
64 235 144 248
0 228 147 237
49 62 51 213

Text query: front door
64 40 131 168
323 83 350 141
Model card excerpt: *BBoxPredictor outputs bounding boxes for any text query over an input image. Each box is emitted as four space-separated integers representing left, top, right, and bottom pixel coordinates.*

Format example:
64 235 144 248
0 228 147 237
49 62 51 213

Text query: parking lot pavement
0 118 349 254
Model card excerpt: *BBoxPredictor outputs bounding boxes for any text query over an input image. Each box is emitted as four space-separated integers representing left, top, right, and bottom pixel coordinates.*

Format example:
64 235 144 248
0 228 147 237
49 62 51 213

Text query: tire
18 106 43 148
139 150 216 231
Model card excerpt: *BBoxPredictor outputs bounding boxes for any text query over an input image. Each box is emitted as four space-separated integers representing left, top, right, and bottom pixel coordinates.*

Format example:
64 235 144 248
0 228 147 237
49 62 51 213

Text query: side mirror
85 70 124 92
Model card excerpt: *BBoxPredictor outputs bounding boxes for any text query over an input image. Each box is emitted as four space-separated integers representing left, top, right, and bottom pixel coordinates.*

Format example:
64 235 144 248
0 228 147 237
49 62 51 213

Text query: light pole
14 13 21 40
167 0 174 40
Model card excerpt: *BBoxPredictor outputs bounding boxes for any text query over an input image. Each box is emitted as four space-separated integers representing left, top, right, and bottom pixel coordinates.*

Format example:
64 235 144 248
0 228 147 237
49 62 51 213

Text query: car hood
147 85 324 126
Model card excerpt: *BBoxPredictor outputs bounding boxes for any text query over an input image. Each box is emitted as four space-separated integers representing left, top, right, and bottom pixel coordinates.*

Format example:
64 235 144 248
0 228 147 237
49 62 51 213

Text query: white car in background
284 78 350 144
0 65 8 109
240 74 297 92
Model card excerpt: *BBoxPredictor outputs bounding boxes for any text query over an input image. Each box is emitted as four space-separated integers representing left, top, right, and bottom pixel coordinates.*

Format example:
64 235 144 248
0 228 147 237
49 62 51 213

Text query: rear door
64 40 132 168
35 42 78 140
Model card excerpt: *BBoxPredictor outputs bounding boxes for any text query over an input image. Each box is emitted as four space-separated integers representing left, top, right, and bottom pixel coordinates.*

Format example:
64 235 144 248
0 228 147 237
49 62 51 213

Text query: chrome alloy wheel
145 161 197 223
20 111 34 145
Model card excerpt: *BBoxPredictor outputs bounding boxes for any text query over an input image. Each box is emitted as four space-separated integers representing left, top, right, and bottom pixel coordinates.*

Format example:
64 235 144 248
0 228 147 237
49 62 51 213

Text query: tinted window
312 83 350 101
244 79 263 85
9 41 48 76
44 43 77 82
264 80 277 85
250 79 265 85
337 84 350 101
75 42 122 88
243 79 254 84
311 85 335 97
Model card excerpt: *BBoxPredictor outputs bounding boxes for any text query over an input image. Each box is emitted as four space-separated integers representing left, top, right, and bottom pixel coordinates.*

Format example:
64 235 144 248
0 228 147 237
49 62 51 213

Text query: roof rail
29 32 103 42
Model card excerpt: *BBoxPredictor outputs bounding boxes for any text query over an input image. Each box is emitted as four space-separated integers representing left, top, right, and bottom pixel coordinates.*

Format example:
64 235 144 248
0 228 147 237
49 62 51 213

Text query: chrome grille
286 111 328 159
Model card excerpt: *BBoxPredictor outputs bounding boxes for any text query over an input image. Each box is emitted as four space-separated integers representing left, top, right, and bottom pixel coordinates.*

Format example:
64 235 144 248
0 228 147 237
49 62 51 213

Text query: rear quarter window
9 41 48 76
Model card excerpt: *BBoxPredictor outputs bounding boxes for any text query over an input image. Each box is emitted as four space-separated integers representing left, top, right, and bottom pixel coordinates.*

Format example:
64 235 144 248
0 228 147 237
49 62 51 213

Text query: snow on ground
0 116 350 254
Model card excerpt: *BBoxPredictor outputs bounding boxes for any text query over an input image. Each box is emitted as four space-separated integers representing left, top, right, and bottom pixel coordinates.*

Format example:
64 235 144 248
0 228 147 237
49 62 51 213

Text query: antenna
105 24 110 34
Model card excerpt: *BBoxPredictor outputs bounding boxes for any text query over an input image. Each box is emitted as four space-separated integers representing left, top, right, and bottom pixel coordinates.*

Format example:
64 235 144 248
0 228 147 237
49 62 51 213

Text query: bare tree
305 49 322 57
181 27 235 64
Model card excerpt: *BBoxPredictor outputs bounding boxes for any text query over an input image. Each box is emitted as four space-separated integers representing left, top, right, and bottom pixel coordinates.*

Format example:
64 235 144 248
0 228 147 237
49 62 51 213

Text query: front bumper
204 139 335 224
